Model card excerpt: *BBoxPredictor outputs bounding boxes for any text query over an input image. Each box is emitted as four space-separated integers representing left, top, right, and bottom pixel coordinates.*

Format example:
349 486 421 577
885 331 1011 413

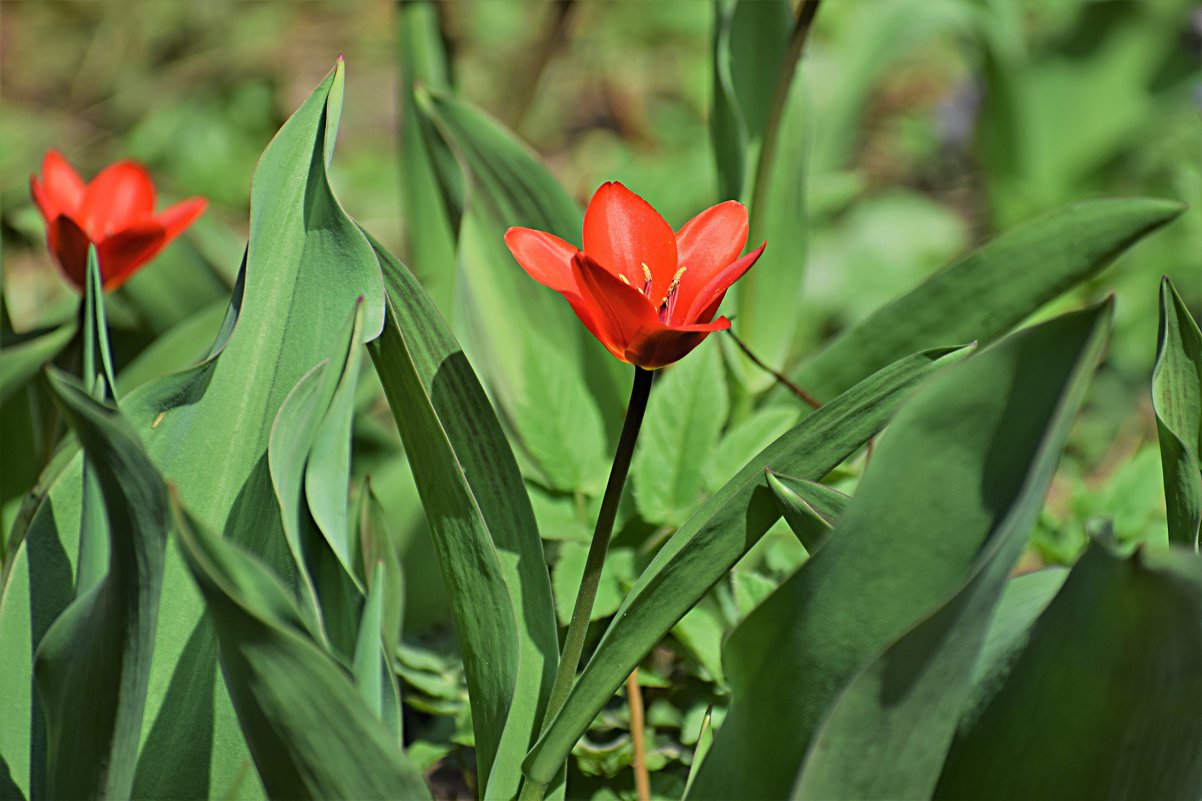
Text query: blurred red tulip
506 182 765 370
30 150 207 292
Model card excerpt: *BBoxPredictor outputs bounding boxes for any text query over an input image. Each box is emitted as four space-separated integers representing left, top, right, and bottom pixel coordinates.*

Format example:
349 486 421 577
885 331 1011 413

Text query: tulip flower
31 150 207 292
505 181 765 370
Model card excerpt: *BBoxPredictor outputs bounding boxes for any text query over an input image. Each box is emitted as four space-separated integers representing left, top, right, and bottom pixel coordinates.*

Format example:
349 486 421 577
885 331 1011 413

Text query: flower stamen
658 266 687 322
640 262 653 295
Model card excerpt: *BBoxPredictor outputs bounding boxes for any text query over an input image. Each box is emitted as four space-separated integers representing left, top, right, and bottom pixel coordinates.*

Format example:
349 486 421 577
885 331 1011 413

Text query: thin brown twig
627 669 650 801
725 328 822 409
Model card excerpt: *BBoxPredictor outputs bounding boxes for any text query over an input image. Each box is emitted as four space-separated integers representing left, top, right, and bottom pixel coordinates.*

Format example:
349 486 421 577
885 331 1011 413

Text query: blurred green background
2 0 1199 795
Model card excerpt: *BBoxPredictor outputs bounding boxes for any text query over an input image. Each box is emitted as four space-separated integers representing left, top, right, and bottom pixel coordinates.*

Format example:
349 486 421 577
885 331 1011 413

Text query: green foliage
2 2 1199 800
1154 277 1202 548
689 303 1111 798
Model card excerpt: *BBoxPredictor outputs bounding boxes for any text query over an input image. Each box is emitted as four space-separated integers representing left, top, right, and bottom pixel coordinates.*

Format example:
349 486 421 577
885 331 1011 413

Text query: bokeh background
2 0 1200 796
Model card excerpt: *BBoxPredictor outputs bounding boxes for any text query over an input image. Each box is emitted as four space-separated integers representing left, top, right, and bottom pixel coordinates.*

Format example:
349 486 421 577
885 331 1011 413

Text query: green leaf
416 88 627 446
35 369 168 800
115 301 228 397
632 340 729 527
0 322 74 407
689 303 1110 800
792 198 1184 401
765 470 849 553
552 544 637 626
357 477 405 673
936 542 1202 800
523 343 972 786
364 231 558 800
710 0 791 199
351 562 403 744
396 0 458 316
173 497 429 800
703 406 798 492
1153 277 1202 548
81 248 117 401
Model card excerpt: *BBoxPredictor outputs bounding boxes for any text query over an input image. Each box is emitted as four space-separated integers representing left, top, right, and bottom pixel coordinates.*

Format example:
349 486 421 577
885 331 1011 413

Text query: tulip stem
523 365 653 801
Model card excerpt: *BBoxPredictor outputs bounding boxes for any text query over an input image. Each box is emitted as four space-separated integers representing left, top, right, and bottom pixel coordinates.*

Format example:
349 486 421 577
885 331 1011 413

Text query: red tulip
505 182 765 370
30 150 207 292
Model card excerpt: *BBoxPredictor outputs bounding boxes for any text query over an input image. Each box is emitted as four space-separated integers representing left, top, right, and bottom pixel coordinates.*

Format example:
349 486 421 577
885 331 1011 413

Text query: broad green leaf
689 303 1110 800
513 335 608 494
792 198 1183 401
710 0 791 200
116 300 227 395
523 343 972 786
416 88 627 445
937 541 1202 800
396 0 457 316
765 471 849 553
632 340 728 527
8 61 384 800
703 406 798 492
671 594 727 684
1153 277 1202 548
0 322 74 406
961 567 1067 731
364 231 558 800
35 370 168 800
173 499 429 800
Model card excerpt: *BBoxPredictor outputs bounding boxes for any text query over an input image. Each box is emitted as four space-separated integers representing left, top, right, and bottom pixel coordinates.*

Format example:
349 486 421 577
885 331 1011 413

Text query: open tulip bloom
31 150 207 292
505 181 765 370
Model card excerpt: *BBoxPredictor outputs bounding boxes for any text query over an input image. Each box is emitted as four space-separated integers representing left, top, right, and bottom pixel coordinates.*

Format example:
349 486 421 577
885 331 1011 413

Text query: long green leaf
709 0 791 200
1153 277 1202 548
35 370 168 800
365 231 558 800
792 198 1183 401
689 303 1110 800
523 342 972 786
416 88 627 450
936 541 1202 799
173 497 429 800
396 0 458 316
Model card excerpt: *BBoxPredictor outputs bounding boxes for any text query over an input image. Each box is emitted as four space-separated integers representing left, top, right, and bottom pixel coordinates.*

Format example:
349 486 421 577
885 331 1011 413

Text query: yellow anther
661 266 688 305
618 273 631 285
641 263 653 284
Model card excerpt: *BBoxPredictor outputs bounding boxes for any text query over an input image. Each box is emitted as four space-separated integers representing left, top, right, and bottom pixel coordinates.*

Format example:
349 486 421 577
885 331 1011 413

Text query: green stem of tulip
522 365 653 801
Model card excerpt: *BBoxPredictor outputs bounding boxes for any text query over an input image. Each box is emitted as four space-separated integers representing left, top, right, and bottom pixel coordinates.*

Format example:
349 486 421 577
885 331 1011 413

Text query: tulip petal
626 316 732 370
49 215 93 290
673 200 749 316
682 242 766 324
38 150 86 217
504 227 579 294
572 252 658 362
582 181 678 300
98 223 166 290
156 197 208 242
80 161 156 238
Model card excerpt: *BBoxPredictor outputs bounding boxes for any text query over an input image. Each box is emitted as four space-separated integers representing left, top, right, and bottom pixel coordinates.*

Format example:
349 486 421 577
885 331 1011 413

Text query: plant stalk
521 365 653 801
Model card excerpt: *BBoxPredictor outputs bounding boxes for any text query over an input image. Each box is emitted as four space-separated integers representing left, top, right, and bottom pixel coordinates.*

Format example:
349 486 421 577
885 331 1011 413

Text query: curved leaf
792 198 1183 401
689 303 1110 799
174 498 429 800
365 231 558 800
523 343 972 786
937 541 1202 800
765 471 849 553
1153 276 1202 548
35 370 168 800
